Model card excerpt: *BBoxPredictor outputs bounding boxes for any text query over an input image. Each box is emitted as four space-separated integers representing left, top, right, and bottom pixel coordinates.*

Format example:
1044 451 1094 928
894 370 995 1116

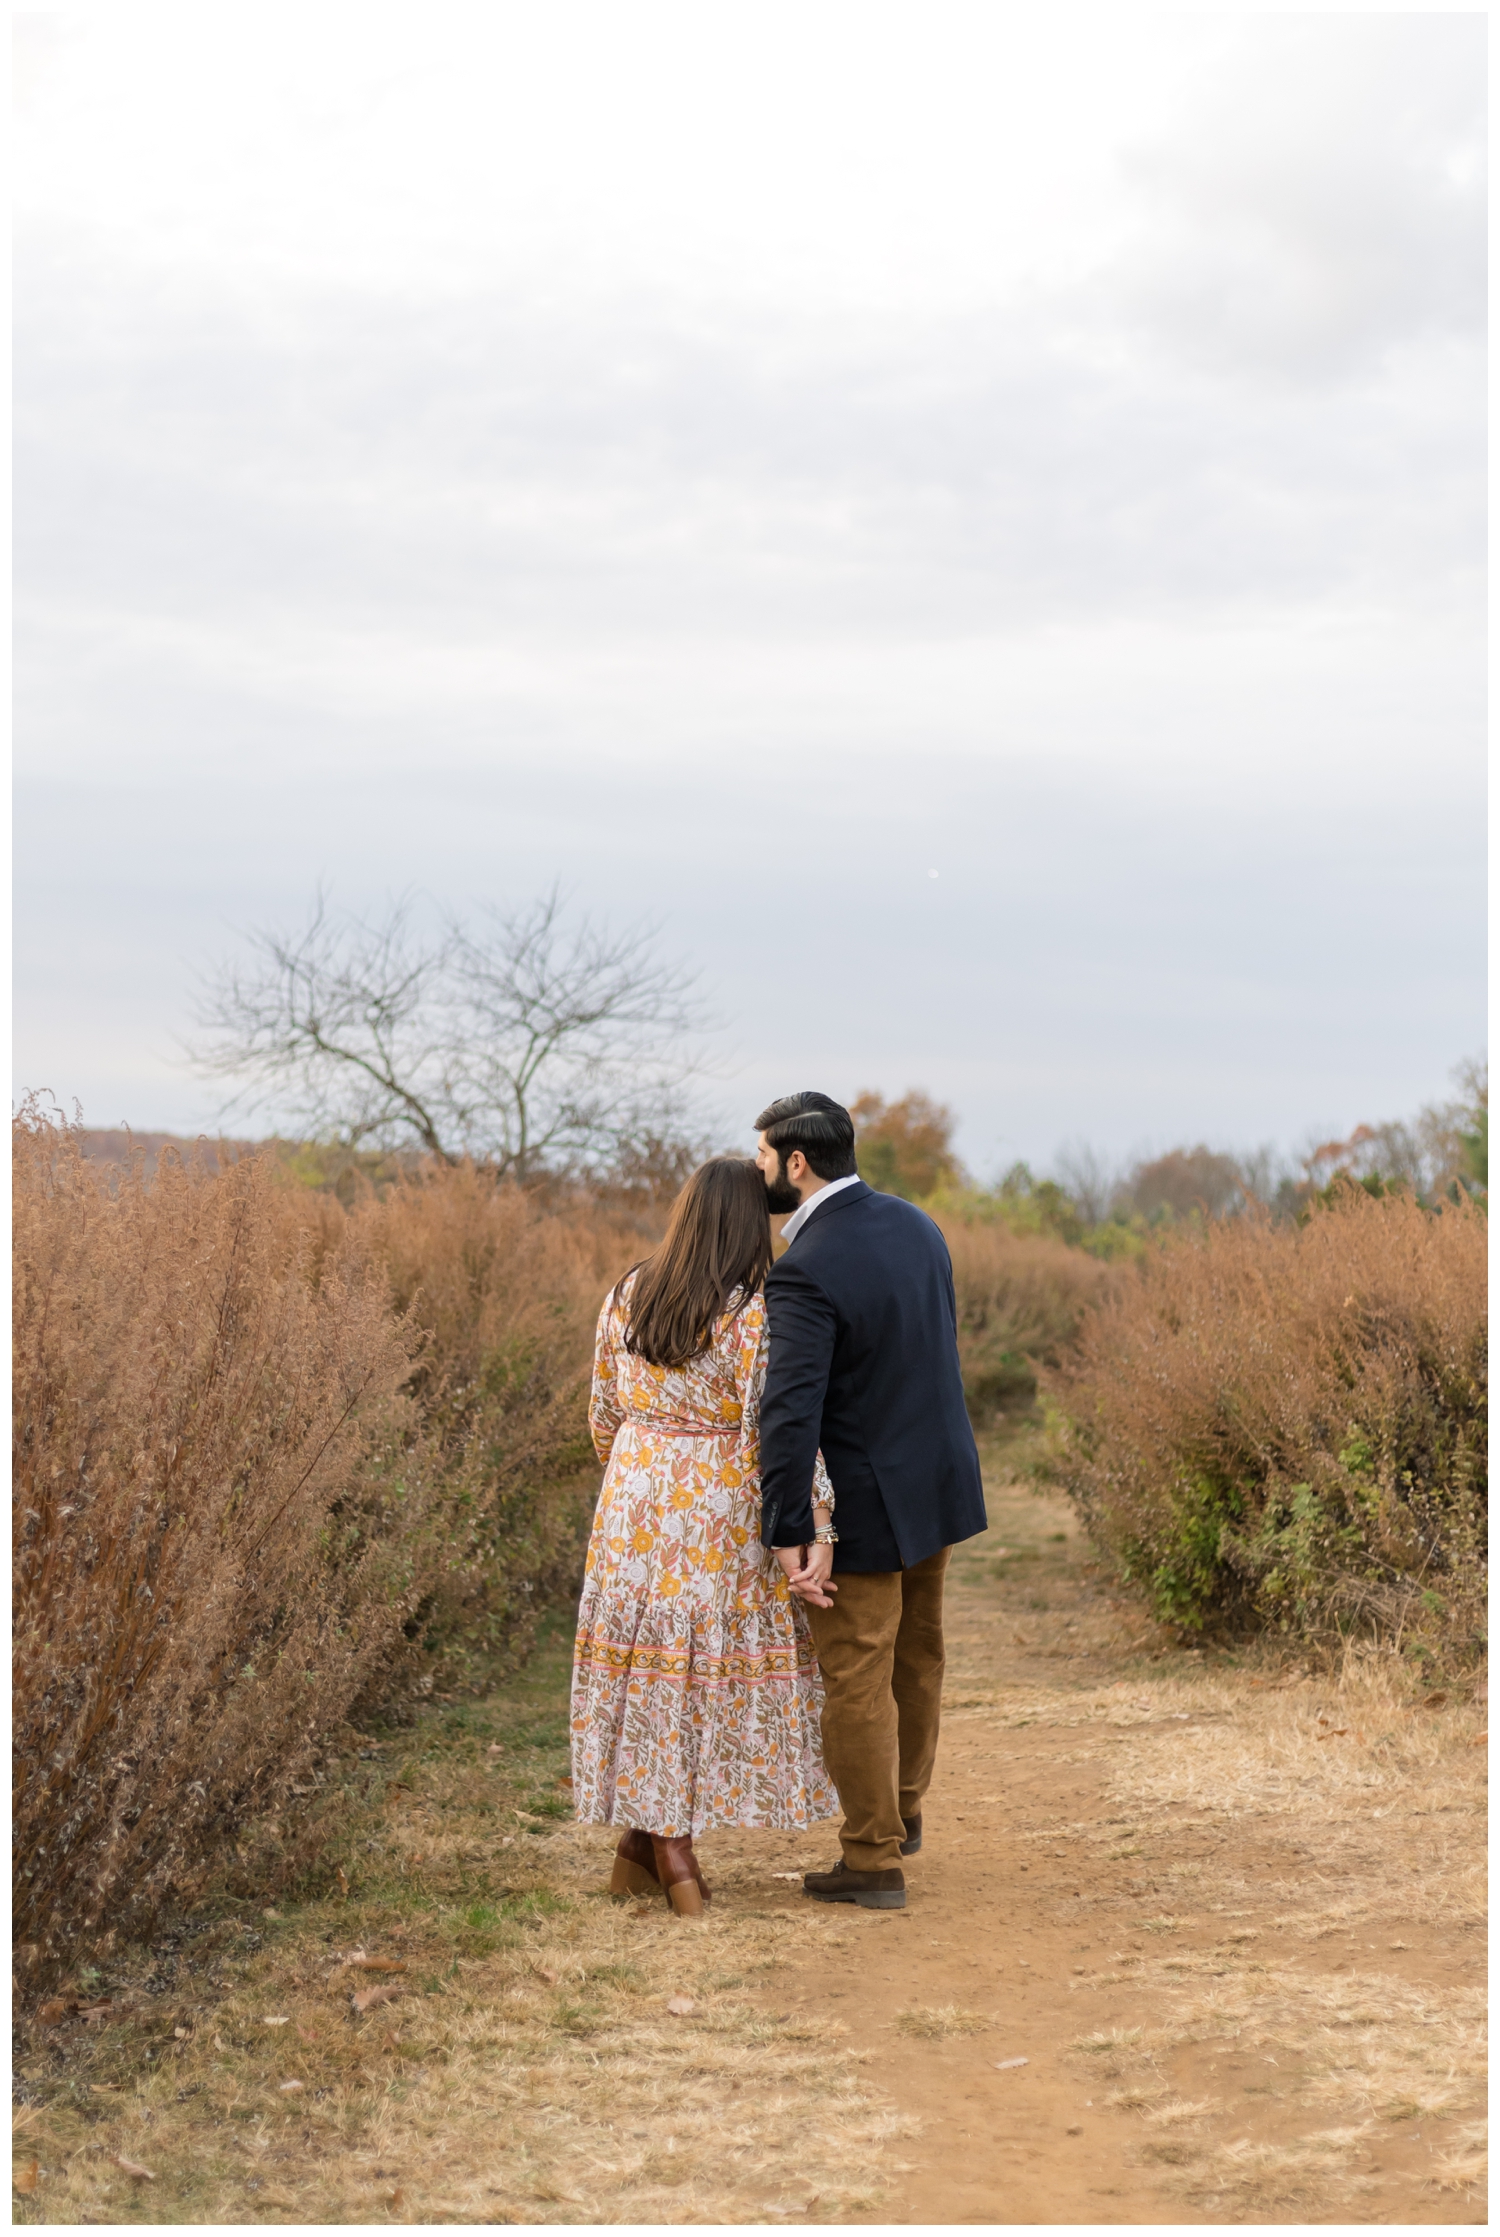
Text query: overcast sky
14 6 1486 1176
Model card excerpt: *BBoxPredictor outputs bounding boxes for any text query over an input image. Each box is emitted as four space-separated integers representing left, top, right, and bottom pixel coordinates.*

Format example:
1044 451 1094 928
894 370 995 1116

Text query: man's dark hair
754 1090 858 1182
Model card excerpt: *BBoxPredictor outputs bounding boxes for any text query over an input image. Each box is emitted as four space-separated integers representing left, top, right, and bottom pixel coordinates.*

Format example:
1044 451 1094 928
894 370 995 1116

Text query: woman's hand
775 1541 837 1608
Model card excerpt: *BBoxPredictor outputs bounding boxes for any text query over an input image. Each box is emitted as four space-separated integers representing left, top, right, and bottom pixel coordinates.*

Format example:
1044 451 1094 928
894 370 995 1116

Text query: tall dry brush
1042 1188 1487 1655
13 1111 427 1980
351 1165 650 1679
937 1217 1116 1419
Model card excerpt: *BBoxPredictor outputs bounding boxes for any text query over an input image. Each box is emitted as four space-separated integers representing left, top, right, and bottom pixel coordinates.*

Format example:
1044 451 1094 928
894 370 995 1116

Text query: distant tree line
852 1068 1487 1251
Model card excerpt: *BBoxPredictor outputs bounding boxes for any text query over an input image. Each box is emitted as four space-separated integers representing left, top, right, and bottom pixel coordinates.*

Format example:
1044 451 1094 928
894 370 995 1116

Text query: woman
571 1157 839 1916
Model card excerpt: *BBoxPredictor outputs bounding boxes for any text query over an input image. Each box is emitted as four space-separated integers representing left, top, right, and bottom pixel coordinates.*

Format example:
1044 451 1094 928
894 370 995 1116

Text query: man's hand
775 1541 837 1609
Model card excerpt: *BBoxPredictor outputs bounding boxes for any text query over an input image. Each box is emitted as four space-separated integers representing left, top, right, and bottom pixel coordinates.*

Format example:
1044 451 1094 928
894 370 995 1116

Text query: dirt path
17 1463 1485 2225
696 1474 1486 2224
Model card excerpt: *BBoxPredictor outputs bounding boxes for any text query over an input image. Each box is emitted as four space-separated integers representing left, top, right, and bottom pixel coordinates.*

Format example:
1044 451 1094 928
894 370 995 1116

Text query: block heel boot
609 1827 663 1902
650 1833 708 1918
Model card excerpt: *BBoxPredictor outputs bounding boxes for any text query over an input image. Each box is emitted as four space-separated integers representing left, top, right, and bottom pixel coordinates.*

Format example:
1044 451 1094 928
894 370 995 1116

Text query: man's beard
762 1155 802 1214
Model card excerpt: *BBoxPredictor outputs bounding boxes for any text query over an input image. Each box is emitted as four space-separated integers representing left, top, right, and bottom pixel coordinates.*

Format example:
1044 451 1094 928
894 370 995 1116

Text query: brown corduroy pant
806 1546 950 1874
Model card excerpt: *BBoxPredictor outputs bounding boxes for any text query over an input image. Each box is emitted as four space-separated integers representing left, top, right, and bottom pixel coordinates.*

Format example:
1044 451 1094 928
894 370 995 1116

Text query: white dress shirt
779 1172 862 1245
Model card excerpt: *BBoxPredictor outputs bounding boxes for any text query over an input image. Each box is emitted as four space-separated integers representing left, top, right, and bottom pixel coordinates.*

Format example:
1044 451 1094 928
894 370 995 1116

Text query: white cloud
1106 16 1485 382
11 7 1486 1162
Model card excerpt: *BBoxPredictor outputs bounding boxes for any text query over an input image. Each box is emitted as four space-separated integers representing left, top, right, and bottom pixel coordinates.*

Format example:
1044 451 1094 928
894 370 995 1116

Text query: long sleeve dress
570 1278 840 1837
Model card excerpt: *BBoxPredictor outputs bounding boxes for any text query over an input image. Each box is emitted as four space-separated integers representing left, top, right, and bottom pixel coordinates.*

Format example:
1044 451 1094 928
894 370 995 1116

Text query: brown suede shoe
803 1860 906 1910
899 1814 922 1855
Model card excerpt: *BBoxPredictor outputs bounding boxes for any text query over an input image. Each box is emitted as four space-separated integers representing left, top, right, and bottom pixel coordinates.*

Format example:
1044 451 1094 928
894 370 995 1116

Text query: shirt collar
780 1172 862 1244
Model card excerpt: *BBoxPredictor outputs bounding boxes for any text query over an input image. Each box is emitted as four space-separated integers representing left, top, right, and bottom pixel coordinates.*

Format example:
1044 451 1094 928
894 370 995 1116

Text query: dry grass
1037 1657 1485 2219
13 1109 424 1986
937 1219 1114 1421
11 1626 908 2226
894 2006 988 2039
349 1164 651 1685
13 1117 662 1985
1043 1187 1487 1652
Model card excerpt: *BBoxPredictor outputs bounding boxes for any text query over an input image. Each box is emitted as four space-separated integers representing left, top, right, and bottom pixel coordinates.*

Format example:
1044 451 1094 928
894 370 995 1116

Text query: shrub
937 1218 1116 1419
12 1110 426 1982
12 1117 660 1980
351 1164 650 1680
1041 1189 1487 1653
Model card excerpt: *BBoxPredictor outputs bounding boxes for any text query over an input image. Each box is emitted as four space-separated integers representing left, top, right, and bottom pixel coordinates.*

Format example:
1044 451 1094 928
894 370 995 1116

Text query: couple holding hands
570 1090 986 1914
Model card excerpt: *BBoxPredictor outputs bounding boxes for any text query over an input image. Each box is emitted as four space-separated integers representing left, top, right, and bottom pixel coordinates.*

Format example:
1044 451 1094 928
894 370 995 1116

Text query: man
754 1090 986 1910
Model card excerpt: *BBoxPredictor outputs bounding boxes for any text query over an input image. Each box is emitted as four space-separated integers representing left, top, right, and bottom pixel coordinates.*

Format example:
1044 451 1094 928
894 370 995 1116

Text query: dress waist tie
621 1413 744 1438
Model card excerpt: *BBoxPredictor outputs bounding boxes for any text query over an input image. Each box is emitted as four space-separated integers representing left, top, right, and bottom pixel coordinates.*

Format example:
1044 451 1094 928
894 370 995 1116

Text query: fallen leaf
173 2026 191 2041
336 1867 350 1899
112 2155 156 2181
487 1742 504 1755
263 1909 281 1920
350 1957 407 1973
352 1983 404 2014
213 2034 229 2052
1472 1733 1488 1746
296 2024 321 2044
390 2187 406 2210
278 2080 304 2094
261 2016 291 2026
1315 1729 1350 1741
79 2002 115 2026
665 1994 696 2016
531 1964 559 1985
994 2056 1029 2071
36 1998 74 2026
13 2159 39 2195
1423 1690 1449 1709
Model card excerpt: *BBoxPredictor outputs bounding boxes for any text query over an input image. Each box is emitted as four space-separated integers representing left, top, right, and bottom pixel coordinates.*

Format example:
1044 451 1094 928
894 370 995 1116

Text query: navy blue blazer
758 1179 987 1572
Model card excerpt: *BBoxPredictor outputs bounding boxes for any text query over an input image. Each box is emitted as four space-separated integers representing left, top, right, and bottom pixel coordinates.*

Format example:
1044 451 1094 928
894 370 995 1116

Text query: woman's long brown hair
623 1158 773 1368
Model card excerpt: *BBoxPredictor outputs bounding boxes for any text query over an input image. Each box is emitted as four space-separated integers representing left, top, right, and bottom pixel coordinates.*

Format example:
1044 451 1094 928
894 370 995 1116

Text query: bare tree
190 889 706 1176
1050 1141 1121 1227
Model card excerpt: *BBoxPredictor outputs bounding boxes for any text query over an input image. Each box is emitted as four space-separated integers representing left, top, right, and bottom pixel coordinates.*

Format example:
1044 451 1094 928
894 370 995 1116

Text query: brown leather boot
900 1814 923 1855
608 1827 662 1901
803 1859 906 1910
650 1833 707 1917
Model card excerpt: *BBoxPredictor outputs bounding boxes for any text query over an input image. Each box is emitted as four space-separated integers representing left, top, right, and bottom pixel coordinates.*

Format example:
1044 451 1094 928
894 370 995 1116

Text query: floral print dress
570 1278 839 1837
